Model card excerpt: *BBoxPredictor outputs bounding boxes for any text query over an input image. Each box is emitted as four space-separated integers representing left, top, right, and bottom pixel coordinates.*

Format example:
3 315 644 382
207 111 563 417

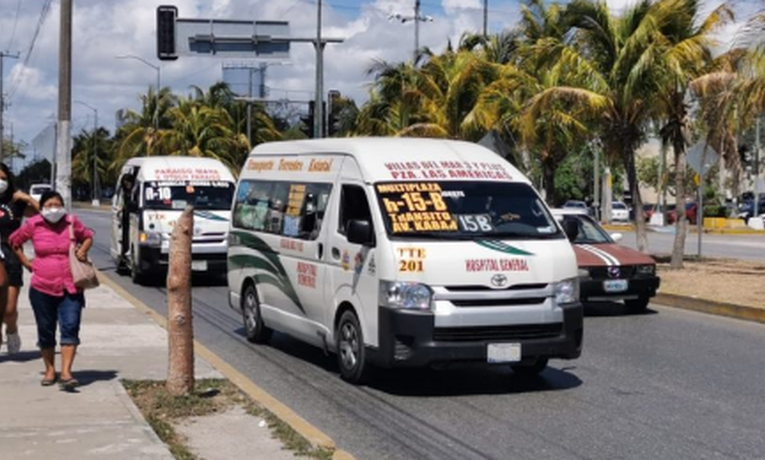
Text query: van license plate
487 343 521 363
603 279 628 293
191 260 208 271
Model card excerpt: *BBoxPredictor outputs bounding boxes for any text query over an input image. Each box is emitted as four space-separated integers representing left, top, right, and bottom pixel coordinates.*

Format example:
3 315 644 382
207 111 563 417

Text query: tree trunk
166 206 194 396
670 141 688 269
542 158 556 206
624 145 648 252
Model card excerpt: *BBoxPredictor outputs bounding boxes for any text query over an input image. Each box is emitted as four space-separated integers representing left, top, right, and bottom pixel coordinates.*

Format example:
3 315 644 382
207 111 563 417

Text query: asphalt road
615 229 765 262
80 209 765 460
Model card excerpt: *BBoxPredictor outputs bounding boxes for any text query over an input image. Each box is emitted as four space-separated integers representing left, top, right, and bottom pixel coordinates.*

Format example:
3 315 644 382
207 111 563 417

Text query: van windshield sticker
287 184 306 217
375 181 561 240
376 182 458 233
383 161 512 181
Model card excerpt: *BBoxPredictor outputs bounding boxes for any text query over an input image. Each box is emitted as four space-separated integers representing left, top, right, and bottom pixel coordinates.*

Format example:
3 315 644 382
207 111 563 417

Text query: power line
8 0 54 100
5 0 23 52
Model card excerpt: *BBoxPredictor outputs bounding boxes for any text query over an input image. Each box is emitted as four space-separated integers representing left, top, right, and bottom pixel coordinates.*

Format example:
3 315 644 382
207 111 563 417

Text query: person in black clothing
118 174 136 268
0 162 39 354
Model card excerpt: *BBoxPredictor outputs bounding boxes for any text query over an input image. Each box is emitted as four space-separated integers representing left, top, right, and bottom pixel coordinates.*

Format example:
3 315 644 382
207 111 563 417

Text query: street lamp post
74 100 99 205
116 55 161 131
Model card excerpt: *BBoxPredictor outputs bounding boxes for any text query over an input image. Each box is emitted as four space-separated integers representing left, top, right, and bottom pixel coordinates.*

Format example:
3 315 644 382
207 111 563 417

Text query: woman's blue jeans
29 287 84 349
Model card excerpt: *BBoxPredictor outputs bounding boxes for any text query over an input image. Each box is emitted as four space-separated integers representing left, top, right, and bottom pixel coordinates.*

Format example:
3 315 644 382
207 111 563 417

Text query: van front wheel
336 310 369 384
242 284 272 344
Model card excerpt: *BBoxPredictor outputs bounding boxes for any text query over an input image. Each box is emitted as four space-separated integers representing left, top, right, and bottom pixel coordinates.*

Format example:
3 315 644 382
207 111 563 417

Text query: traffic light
327 90 341 137
157 5 178 61
300 101 315 139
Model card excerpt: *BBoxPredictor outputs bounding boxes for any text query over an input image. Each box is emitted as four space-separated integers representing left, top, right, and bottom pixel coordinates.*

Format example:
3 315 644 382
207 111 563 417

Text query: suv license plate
604 279 628 293
487 343 521 363
191 260 208 271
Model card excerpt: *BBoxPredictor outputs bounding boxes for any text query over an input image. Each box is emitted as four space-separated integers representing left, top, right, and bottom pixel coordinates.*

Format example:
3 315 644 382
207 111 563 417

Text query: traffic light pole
314 0 324 139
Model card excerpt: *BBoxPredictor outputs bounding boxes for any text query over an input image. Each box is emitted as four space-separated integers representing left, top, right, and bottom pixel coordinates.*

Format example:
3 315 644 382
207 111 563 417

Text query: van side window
339 184 373 236
233 179 332 241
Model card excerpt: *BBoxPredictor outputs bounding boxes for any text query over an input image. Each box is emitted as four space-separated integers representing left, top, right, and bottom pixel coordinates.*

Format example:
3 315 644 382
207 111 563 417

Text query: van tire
336 310 369 384
242 284 272 344
510 357 548 378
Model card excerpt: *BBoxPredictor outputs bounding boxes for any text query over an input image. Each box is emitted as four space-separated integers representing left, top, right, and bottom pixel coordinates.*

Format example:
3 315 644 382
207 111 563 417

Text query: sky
0 0 760 168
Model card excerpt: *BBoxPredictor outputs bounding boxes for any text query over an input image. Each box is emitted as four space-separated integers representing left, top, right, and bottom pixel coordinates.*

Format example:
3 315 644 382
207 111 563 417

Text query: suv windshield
142 181 234 210
374 181 562 240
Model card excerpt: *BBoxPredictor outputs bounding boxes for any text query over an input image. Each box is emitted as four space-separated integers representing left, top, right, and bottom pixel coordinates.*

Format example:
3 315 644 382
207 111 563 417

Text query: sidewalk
0 274 220 459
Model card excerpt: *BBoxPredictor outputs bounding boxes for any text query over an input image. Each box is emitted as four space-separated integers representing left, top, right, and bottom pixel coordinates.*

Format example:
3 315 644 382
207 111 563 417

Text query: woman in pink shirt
9 191 93 389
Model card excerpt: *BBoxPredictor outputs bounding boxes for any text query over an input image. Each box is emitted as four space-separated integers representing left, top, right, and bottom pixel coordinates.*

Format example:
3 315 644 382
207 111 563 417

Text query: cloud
1 0 757 169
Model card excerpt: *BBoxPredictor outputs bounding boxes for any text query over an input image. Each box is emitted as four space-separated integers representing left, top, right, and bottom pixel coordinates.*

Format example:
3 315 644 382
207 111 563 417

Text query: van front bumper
367 303 583 368
137 246 228 274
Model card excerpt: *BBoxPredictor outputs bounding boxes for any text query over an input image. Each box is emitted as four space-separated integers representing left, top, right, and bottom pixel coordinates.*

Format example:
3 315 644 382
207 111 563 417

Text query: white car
611 201 630 222
29 184 52 203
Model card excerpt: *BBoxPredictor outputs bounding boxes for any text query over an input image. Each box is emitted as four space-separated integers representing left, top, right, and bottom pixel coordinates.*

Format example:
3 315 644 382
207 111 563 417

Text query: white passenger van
111 156 236 284
228 138 583 383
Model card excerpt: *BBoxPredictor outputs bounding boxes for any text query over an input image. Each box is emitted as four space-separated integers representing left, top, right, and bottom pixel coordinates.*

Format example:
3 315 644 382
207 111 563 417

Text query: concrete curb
655 293 765 325
95 271 357 460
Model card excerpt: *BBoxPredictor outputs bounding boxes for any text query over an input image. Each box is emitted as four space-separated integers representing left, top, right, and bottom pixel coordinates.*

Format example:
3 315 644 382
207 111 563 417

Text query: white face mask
0 180 8 194
42 207 66 223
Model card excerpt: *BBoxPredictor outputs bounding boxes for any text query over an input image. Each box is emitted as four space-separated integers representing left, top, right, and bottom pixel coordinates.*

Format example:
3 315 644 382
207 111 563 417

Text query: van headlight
554 278 579 305
379 281 433 310
139 231 162 246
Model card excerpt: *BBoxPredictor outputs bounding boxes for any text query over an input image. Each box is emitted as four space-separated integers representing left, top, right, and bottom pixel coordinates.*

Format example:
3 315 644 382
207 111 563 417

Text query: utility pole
755 116 761 225
314 0 324 139
483 0 488 38
593 141 600 221
389 1 433 64
414 0 421 62
56 0 73 207
0 52 20 162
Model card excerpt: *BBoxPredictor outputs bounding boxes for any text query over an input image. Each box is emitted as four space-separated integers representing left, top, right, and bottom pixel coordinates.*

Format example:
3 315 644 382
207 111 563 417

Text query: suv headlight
636 264 656 275
554 278 579 305
379 281 433 310
139 231 162 246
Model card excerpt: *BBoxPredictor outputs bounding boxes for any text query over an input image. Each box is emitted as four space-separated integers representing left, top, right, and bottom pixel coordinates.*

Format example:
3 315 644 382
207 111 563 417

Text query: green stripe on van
476 239 534 256
229 230 305 314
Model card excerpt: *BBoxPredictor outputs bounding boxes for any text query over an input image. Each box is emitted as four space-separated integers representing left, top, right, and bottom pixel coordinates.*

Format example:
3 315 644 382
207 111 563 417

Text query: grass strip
122 378 333 460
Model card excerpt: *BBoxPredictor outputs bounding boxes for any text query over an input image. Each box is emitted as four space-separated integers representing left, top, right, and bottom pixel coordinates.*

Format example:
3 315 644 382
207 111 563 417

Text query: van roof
249 137 528 184
124 156 235 182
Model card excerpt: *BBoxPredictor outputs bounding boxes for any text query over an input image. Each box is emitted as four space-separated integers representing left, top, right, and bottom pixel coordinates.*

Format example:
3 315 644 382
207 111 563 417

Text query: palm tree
71 127 114 198
117 86 176 161
161 98 250 171
650 0 732 268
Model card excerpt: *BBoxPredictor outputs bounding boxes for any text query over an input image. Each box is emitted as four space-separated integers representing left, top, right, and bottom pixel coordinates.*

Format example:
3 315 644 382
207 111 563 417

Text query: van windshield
142 181 234 211
374 181 563 240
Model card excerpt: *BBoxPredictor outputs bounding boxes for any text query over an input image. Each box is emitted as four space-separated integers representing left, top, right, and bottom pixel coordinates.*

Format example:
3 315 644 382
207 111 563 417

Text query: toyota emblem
491 274 508 287
608 266 621 279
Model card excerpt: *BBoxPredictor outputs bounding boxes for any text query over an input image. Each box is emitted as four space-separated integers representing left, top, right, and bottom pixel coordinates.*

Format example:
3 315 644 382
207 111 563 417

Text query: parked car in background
29 183 52 203
563 200 590 215
552 209 660 312
738 199 765 221
611 201 630 222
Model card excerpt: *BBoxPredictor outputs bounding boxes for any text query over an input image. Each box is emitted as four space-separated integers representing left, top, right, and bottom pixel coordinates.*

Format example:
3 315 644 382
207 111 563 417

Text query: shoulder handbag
68 217 99 290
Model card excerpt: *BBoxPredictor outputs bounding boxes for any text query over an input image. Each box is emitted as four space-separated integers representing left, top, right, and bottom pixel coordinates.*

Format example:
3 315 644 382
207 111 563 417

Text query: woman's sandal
59 378 80 390
41 375 58 386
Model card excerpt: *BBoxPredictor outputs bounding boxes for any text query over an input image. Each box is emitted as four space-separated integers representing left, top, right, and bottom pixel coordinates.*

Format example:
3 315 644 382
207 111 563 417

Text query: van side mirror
347 220 375 246
562 219 578 242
